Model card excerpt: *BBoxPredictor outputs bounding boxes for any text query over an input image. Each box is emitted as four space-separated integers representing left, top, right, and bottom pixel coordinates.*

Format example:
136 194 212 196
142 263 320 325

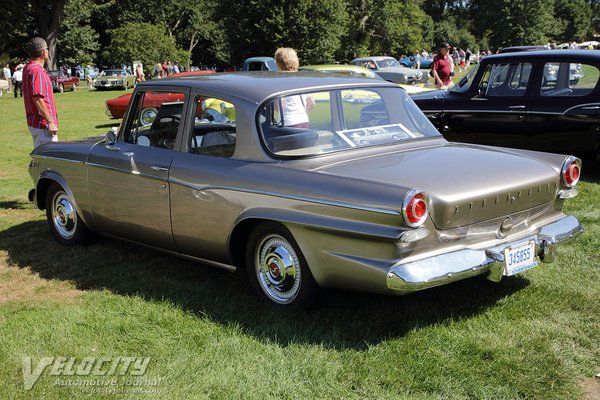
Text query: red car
48 70 80 93
105 70 214 119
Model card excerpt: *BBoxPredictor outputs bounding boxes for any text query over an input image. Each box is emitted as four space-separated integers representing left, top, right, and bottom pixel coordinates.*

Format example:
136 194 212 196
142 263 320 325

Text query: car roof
138 71 395 104
352 56 396 62
498 45 549 53
243 57 275 63
483 49 600 62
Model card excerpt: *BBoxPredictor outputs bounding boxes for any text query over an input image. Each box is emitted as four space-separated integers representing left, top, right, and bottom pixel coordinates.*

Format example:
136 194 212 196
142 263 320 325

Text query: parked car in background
242 57 278 71
28 72 583 309
399 56 434 69
48 70 80 93
350 56 427 85
300 64 383 79
411 50 600 161
94 69 136 90
105 70 216 119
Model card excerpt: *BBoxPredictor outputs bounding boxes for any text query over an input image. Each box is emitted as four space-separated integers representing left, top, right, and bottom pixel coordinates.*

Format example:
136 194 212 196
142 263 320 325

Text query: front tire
58 84 64 93
72 83 77 92
245 222 320 309
45 183 90 245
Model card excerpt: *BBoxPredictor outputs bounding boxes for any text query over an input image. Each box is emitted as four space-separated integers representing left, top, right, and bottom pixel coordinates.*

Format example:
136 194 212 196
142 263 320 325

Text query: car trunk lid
313 144 559 229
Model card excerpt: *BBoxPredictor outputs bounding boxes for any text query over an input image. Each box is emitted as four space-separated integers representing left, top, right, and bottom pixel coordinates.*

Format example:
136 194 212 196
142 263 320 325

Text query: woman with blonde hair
273 47 315 128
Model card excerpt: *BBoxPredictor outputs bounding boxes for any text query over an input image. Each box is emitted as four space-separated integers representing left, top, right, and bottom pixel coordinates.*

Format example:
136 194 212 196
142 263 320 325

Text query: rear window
540 62 599 97
258 87 440 157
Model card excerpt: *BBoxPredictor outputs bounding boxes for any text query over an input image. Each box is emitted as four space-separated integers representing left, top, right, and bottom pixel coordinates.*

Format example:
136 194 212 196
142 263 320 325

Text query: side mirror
105 129 117 145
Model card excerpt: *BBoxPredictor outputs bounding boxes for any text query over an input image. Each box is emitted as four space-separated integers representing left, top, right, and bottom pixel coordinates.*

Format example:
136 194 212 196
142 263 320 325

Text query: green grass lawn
0 82 599 399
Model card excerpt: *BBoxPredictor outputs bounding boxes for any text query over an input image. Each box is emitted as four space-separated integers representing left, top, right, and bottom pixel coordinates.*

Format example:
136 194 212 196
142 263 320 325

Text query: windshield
451 64 480 93
258 87 440 157
48 71 62 77
101 70 125 77
376 58 401 68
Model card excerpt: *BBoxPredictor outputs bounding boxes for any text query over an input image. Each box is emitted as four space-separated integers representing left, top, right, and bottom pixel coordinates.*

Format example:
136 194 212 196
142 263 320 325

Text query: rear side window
188 96 236 158
540 62 599 97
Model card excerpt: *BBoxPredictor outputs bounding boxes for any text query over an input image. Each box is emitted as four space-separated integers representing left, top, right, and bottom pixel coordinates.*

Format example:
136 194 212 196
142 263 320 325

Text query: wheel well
35 178 57 209
229 218 272 269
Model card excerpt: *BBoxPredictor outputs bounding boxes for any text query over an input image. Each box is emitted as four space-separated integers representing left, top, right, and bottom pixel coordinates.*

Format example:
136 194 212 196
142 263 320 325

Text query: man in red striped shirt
22 37 58 148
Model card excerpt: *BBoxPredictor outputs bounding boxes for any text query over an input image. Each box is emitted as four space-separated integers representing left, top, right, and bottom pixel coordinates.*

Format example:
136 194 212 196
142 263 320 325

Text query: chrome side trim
86 162 168 182
564 102 600 114
33 155 84 164
387 215 583 292
170 177 401 216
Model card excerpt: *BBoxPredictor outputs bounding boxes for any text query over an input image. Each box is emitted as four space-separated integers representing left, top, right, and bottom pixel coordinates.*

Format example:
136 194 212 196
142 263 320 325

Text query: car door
527 60 600 155
86 86 189 249
441 61 533 148
169 92 242 264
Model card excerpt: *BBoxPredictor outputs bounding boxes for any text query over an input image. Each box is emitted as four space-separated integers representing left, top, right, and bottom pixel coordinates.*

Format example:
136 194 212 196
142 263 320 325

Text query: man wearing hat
432 42 453 89
22 37 58 147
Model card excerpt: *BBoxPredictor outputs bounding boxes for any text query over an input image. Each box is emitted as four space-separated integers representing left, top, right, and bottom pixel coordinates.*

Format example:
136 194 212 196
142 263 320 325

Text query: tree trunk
32 0 67 70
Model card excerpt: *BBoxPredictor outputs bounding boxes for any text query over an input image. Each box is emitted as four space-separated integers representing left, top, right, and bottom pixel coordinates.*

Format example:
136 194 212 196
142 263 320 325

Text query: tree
552 0 592 43
106 22 189 74
58 0 100 65
470 0 555 49
30 0 67 69
216 0 348 67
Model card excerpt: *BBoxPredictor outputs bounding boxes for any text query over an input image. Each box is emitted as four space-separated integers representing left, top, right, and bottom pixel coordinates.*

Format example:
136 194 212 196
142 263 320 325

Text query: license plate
504 240 538 276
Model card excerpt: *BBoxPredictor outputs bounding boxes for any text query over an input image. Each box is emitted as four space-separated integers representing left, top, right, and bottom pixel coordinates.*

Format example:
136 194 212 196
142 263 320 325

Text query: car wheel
58 84 64 93
245 222 320 309
45 183 90 245
124 81 128 90
72 83 77 92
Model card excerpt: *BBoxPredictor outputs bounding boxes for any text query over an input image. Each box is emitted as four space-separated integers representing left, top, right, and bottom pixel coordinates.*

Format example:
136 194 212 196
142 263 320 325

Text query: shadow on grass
0 200 30 210
0 220 529 350
94 123 120 129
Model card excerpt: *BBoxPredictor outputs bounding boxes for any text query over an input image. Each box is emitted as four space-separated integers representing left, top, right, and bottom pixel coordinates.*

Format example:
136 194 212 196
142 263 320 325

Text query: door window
124 91 186 149
480 63 532 97
540 62 599 96
188 96 236 158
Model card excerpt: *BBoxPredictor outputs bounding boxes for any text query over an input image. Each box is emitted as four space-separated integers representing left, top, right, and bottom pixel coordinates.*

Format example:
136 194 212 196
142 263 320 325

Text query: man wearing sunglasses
22 37 58 148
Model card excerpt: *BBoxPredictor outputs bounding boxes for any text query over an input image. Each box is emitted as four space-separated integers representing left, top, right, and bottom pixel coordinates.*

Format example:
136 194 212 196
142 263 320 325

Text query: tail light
561 157 581 188
402 188 430 228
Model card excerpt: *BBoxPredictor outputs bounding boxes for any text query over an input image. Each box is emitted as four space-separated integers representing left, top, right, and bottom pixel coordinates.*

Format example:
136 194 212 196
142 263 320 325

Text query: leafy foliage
0 0 598 69
106 22 189 73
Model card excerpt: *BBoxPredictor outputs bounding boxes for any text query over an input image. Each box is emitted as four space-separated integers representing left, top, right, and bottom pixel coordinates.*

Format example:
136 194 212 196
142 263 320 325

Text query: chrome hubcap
255 234 301 304
52 192 76 239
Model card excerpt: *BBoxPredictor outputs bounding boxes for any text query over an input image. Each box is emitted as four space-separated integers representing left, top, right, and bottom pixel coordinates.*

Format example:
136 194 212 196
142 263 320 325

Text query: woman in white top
274 48 315 128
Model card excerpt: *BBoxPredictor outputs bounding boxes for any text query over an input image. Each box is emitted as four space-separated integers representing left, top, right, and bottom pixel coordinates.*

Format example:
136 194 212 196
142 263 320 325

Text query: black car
411 50 600 161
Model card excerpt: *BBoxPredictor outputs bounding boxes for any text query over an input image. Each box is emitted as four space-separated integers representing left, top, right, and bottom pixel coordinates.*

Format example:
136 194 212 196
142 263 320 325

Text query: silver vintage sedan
28 72 583 309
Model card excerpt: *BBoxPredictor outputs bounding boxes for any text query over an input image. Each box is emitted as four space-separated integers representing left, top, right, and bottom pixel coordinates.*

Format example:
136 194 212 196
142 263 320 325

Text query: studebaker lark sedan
28 73 583 309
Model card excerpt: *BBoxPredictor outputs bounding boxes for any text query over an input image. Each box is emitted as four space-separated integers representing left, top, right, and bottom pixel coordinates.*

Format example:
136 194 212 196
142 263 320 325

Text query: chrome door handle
150 166 169 172
508 105 526 110
105 144 121 151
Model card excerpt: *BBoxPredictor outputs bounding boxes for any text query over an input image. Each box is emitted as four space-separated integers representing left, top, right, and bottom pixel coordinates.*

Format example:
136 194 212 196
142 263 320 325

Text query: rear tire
45 183 90 245
245 222 320 309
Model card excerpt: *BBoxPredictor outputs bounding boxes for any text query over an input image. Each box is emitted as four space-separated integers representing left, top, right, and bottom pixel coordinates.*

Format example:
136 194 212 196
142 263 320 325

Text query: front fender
34 170 92 227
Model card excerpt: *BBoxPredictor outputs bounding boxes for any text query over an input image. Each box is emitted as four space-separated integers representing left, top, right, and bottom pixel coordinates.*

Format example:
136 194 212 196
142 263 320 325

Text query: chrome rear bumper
387 215 583 292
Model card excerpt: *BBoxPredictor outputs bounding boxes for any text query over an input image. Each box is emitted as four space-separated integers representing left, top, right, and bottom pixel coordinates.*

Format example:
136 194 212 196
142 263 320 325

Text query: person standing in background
432 42 453 89
3 64 12 92
13 64 23 97
22 37 58 147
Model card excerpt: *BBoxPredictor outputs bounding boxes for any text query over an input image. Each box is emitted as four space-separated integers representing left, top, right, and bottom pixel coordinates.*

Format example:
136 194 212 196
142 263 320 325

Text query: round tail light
402 189 430 227
561 157 581 188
